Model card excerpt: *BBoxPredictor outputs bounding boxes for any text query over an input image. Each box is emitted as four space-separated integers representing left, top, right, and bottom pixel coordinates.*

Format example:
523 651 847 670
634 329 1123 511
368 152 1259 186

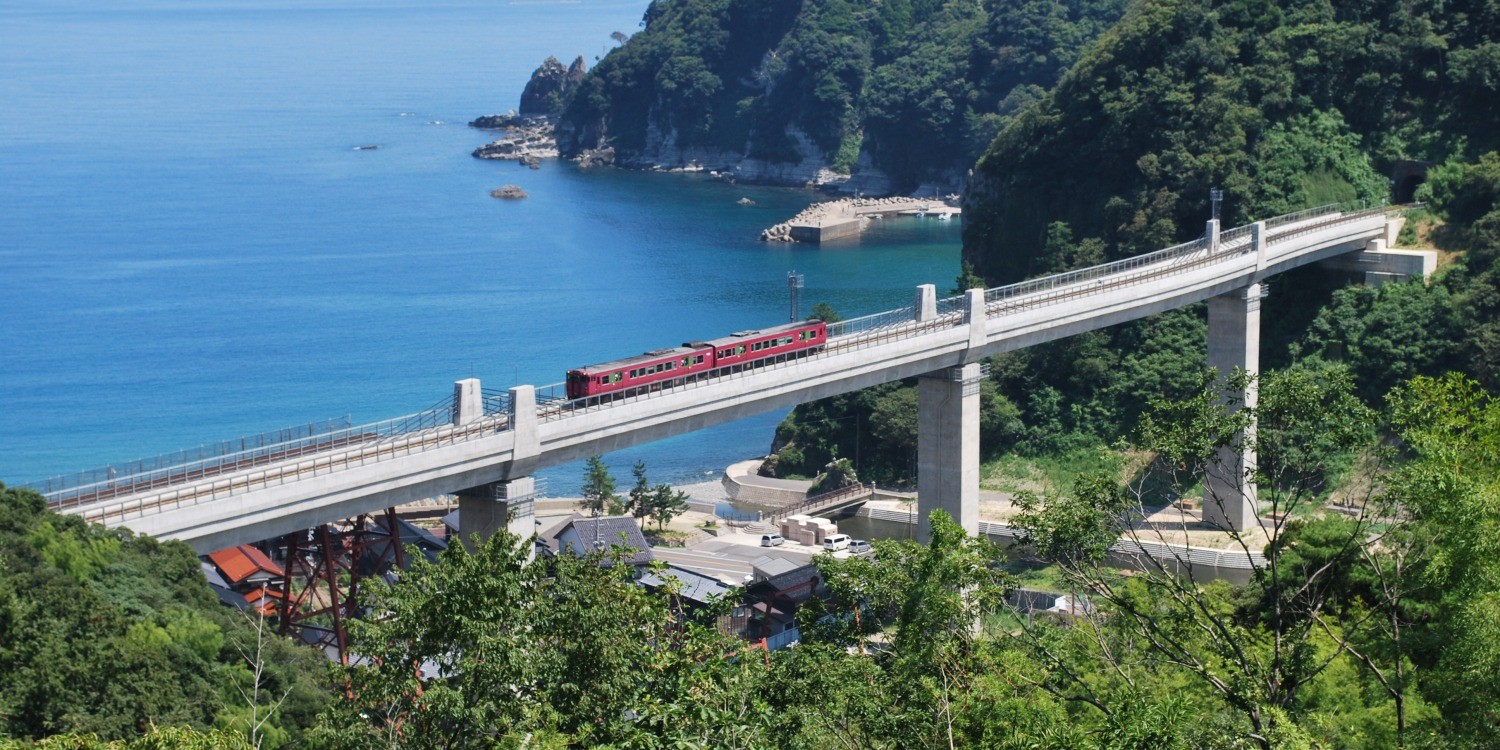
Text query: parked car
848 539 872 554
822 533 852 551
760 533 785 547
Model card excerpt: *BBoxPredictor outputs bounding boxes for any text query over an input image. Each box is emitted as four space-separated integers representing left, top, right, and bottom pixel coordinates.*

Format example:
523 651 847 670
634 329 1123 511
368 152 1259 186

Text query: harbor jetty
760 196 961 243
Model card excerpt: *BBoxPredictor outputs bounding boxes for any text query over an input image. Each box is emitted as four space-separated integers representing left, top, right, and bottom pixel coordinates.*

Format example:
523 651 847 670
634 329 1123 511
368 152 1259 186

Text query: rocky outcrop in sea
470 114 558 162
519 55 585 116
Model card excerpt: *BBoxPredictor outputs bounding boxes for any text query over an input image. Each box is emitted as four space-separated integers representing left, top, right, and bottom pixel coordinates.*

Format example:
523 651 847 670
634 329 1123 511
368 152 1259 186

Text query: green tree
0 485 326 746
950 260 986 294
646 484 690 531
1011 366 1396 749
580 455 619 517
628 460 652 528
807 302 842 323
1385 373 1500 747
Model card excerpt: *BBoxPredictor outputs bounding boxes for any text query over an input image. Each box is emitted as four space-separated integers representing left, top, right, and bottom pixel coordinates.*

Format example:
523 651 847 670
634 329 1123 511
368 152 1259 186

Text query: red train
565 320 829 399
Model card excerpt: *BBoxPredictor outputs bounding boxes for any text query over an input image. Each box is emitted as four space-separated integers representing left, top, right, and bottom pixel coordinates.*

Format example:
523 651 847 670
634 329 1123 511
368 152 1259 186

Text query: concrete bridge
36 204 1425 553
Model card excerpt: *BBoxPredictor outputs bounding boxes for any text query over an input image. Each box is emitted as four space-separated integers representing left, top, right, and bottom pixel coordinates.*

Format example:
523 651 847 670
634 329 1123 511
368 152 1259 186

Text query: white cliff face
618 121 894 194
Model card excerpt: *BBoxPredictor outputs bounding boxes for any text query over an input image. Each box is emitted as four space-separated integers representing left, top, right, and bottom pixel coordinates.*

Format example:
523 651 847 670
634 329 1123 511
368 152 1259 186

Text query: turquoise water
0 1 960 495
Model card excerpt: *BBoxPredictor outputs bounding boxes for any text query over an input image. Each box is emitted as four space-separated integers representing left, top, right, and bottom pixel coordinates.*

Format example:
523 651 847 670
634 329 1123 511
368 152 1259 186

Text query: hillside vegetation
0 485 327 746
773 0 1500 485
965 0 1500 282
557 0 1128 191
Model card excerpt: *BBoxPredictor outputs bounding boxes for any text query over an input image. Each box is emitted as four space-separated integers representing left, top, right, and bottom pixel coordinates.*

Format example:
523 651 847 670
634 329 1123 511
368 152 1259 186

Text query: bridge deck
45 204 1394 551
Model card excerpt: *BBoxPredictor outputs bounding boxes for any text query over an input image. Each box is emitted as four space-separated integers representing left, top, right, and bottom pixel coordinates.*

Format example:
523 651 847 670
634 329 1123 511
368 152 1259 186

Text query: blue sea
0 0 960 496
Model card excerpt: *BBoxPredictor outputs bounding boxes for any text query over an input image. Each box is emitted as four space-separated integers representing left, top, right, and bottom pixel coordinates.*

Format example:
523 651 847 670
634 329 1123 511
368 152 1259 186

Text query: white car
822 533 851 551
760 533 785 547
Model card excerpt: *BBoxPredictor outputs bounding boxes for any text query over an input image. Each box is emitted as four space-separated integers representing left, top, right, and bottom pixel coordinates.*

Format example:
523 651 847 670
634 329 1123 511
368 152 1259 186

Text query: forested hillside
0 485 327 746
557 0 1128 191
773 0 1500 484
964 0 1500 282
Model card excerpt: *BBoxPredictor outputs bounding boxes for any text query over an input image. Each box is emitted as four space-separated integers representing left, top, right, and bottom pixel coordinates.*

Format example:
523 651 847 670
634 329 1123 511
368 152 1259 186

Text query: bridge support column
916 363 983 541
457 477 537 552
1205 283 1263 531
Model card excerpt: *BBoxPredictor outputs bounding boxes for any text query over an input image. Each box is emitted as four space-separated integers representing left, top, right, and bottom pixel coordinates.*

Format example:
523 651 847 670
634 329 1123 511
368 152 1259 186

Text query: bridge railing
1218 223 1254 246
23 416 354 500
1264 203 1340 229
78 397 513 526
935 293 969 317
764 482 870 524
1265 205 1389 246
982 236 1218 316
482 388 512 416
62 395 486 518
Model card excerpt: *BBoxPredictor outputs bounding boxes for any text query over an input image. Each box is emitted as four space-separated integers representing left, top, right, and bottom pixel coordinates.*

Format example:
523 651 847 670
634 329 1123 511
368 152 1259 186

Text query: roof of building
640 564 736 605
555 515 654 566
749 556 820 598
200 561 230 590
210 584 247 609
207 544 284 585
242 585 287 616
370 514 448 552
751 555 803 580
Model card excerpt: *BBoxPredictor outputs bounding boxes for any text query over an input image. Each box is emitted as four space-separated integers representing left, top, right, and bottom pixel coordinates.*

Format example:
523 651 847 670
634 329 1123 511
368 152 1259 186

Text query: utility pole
787 271 804 322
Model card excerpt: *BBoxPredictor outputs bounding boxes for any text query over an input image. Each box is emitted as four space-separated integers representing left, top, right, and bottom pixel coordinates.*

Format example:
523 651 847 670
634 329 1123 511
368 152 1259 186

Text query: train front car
565 344 715 400
701 320 828 369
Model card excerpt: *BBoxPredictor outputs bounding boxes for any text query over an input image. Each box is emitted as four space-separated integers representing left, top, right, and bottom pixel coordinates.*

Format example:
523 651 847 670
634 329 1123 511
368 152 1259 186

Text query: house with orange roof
207 544 284 588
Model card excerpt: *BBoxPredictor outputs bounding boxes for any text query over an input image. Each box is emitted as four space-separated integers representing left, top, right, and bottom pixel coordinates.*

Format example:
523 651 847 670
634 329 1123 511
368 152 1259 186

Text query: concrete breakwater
761 196 961 243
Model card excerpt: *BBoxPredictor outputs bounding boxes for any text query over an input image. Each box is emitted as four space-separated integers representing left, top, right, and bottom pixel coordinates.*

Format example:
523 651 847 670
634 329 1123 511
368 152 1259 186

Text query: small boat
937 212 952 221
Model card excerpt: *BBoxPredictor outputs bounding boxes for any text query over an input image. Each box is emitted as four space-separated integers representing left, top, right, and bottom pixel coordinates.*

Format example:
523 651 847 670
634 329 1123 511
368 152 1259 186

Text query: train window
612 373 622 383
737 345 746 355
666 362 675 370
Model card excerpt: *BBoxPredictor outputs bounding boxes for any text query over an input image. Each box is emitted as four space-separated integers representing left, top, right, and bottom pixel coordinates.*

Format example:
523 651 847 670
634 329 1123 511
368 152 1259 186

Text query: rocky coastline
472 55 964 199
470 114 558 163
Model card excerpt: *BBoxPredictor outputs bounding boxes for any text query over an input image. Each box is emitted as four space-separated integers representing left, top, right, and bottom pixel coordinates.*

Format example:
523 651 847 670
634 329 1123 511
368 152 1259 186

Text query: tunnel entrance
1392 160 1433 204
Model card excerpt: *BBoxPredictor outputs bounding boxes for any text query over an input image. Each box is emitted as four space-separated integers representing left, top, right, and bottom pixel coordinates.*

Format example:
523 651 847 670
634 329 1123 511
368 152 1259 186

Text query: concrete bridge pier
916 362 984 542
1204 283 1263 531
456 476 537 550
